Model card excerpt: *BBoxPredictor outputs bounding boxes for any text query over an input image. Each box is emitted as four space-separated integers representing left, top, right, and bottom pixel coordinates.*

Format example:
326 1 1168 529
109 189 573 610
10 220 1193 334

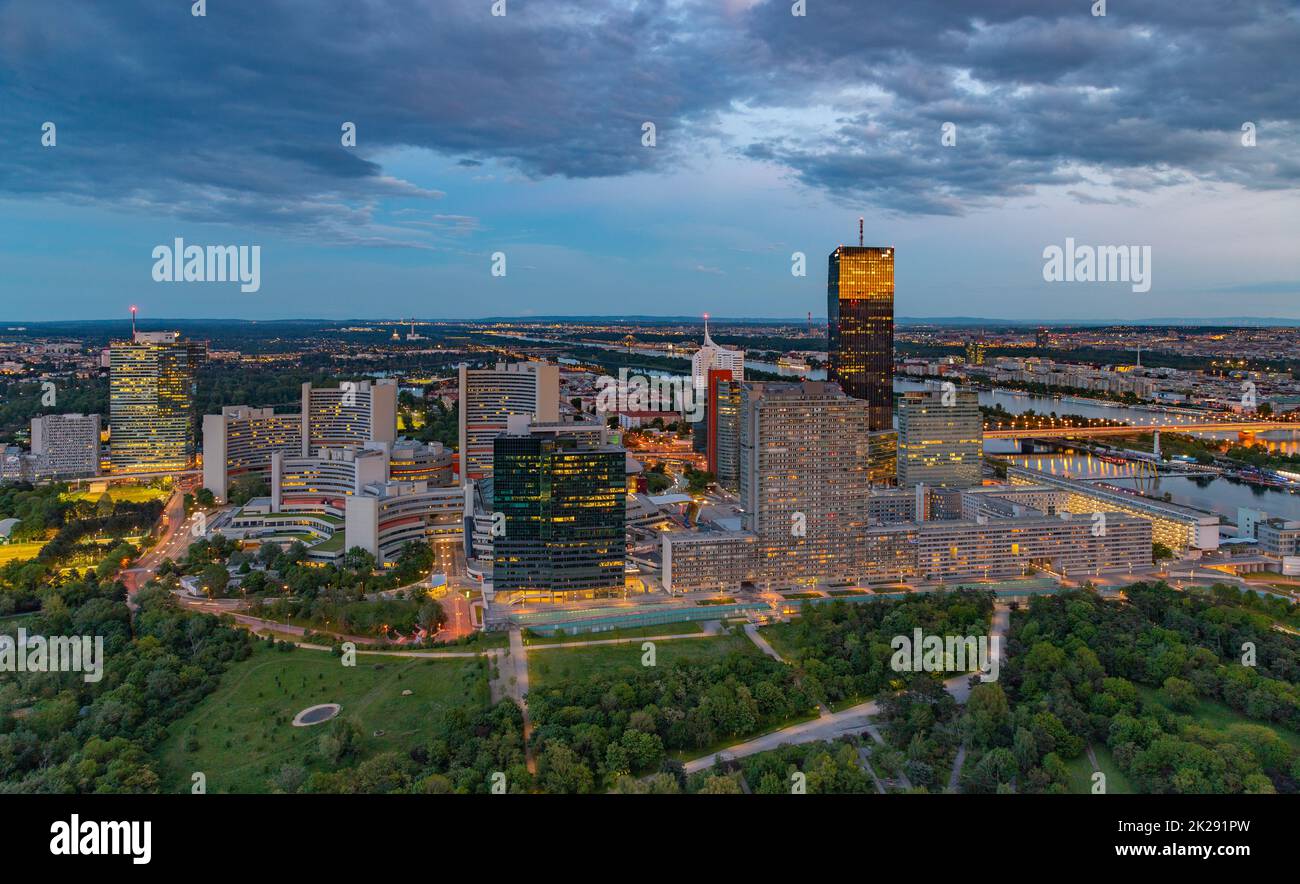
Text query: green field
1066 745 1134 794
1138 685 1300 750
0 541 47 564
758 622 805 662
523 620 705 646
63 486 168 504
528 634 758 691
155 644 487 793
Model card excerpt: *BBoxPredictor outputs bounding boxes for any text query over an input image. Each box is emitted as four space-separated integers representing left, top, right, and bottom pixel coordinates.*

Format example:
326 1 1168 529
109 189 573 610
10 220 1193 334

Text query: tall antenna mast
858 217 864 247
130 305 137 338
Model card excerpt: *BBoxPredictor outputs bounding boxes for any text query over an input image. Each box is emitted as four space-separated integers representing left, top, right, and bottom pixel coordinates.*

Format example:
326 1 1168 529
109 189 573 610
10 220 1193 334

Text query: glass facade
492 433 626 600
828 245 894 431
110 333 205 472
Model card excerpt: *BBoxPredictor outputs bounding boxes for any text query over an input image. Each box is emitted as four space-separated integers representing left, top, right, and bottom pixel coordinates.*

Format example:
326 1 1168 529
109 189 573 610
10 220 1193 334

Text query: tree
198 563 230 598
229 476 270 507
697 774 743 794
537 742 594 794
343 546 376 574
1162 676 1197 713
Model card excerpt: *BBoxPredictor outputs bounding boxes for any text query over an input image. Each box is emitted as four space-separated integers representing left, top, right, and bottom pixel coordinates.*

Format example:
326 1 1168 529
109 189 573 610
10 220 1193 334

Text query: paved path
743 623 784 662
681 604 1012 775
682 698 883 774
855 746 888 794
948 744 967 792
504 628 537 774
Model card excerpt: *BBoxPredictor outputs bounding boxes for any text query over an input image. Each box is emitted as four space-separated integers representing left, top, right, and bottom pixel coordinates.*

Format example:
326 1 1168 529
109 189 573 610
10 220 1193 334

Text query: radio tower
858 216 864 247
130 305 137 338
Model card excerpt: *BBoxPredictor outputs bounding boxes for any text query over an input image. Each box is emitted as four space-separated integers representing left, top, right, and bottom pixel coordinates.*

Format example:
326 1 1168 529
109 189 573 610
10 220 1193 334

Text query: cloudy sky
0 0 1297 321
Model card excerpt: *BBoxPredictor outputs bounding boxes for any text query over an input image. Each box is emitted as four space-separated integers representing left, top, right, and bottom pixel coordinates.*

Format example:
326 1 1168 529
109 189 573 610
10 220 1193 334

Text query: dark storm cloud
739 0 1300 212
0 0 1295 233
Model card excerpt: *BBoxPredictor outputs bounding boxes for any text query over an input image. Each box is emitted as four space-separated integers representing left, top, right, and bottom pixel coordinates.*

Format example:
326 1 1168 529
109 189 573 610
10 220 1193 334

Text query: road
429 539 477 641
120 476 203 596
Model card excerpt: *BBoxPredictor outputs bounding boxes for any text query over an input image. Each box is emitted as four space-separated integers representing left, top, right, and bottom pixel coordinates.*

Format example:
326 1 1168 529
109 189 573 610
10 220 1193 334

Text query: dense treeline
526 650 816 793
168 536 444 638
0 485 163 610
732 740 874 794
0 583 252 792
962 584 1300 794
294 696 526 794
767 590 995 706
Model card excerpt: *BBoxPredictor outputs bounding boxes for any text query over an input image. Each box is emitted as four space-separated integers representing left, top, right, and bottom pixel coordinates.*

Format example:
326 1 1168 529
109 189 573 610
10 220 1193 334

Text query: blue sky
0 0 1297 321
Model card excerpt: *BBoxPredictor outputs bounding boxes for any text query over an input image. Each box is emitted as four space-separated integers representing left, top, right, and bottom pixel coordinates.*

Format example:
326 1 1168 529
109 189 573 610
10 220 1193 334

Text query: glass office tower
110 331 206 472
492 432 626 600
827 245 894 431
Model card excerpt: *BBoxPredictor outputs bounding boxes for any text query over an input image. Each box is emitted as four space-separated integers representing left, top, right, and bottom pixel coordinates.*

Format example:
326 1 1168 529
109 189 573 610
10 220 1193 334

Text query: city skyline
0 1 1297 322
2 0 1300 826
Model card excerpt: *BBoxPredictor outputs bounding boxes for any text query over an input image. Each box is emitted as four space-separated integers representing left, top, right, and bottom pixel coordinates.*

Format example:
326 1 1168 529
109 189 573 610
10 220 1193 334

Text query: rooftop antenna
858 217 864 247
130 305 137 338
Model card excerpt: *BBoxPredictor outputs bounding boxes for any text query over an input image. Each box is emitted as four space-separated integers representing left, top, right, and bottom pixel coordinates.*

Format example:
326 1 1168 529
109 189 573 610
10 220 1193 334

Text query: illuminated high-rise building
301 380 397 453
828 228 894 431
458 362 560 481
691 315 745 389
202 406 301 502
897 390 982 488
491 419 626 600
739 381 872 583
691 317 744 457
110 331 206 472
706 368 742 490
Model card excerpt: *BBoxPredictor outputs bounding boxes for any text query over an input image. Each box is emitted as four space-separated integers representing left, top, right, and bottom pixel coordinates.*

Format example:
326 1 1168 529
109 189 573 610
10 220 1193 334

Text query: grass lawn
528 634 758 691
0 541 47 564
155 644 487 793
1138 684 1300 750
828 693 873 713
1065 746 1134 794
523 621 705 646
64 486 168 504
758 622 804 662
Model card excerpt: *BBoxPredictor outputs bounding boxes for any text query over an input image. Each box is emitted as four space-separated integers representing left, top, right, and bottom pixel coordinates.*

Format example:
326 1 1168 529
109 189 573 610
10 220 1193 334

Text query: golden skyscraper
110 331 205 472
827 241 894 431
